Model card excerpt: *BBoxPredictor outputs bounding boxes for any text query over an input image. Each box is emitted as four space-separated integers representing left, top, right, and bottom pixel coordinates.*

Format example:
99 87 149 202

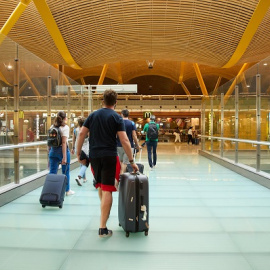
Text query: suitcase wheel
119 223 121 227
126 232 130 238
145 231 148 236
42 205 45 208
59 205 63 209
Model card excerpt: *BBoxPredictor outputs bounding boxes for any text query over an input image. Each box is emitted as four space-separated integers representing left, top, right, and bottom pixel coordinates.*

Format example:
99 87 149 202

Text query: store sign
144 112 151 118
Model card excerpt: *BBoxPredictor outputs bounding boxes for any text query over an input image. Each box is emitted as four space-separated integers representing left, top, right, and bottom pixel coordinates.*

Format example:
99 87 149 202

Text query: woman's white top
59 125 70 139
188 129 193 135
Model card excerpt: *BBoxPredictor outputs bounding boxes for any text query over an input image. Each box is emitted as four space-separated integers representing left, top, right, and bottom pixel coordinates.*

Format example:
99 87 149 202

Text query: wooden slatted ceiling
0 0 268 90
0 0 261 68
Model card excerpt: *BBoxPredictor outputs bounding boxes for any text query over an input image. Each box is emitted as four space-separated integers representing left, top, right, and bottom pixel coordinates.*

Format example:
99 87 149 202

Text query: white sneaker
66 190 75 196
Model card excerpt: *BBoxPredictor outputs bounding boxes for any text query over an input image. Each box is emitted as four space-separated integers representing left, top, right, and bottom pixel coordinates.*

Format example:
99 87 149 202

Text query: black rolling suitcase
39 173 66 209
118 172 149 237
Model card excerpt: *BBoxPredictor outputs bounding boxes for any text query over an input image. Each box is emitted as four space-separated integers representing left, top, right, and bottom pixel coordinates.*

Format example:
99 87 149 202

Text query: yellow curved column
33 0 81 70
0 0 32 45
223 0 270 68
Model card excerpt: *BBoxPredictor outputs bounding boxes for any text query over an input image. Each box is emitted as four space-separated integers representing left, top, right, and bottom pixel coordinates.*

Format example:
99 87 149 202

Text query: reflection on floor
0 143 270 270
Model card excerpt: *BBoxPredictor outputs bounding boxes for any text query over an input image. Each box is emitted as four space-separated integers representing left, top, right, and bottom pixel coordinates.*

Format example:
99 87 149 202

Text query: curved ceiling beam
222 0 270 68
178 62 185 83
97 64 108 85
0 0 32 45
180 82 191 96
212 76 222 95
224 63 250 100
193 63 209 96
32 0 81 70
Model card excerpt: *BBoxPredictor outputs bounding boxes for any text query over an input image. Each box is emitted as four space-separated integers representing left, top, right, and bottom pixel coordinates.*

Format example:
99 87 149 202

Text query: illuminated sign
144 112 151 118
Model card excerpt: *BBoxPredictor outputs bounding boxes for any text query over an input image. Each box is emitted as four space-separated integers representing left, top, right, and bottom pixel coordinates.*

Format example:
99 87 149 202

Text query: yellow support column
178 62 185 83
0 0 32 45
116 63 123 84
98 64 108 85
224 63 250 101
80 77 86 85
62 73 76 95
21 68 40 96
222 0 270 68
19 81 28 95
180 82 191 96
33 0 81 69
212 76 222 95
193 63 209 96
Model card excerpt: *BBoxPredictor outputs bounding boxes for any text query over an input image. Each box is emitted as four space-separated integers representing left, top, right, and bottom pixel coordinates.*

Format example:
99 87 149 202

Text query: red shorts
90 156 120 192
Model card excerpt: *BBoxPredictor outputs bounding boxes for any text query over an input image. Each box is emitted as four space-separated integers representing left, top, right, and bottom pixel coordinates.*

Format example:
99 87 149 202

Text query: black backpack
47 126 62 147
147 123 158 140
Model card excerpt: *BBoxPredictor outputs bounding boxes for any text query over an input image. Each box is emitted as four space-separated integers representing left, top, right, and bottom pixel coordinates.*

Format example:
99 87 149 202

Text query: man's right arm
76 126 89 162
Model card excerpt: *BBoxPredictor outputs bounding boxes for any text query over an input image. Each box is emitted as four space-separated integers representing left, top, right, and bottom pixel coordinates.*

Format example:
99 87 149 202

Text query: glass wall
0 34 84 187
202 55 270 175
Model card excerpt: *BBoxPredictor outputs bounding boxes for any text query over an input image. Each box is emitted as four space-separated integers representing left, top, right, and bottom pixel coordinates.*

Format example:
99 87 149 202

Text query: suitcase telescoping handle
59 162 69 175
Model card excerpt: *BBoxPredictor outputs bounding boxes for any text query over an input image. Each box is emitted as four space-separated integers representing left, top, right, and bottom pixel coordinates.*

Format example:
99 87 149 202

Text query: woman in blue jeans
49 111 75 196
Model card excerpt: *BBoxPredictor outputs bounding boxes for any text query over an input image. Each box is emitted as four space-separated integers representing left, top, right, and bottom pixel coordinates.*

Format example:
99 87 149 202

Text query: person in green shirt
142 115 159 170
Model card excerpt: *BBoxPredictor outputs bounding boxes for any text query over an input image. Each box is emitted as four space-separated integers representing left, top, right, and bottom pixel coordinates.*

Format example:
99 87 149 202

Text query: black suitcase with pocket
39 173 66 209
118 172 149 237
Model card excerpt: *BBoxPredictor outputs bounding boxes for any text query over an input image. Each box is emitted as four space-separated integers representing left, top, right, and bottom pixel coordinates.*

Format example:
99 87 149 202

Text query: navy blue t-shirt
117 119 136 148
83 108 125 158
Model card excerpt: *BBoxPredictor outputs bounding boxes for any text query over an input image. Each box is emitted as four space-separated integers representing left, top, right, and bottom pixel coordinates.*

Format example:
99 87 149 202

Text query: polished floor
1 143 270 270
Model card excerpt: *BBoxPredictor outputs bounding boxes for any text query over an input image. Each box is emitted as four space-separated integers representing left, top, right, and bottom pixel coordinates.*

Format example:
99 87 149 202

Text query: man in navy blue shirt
117 109 140 174
76 90 138 238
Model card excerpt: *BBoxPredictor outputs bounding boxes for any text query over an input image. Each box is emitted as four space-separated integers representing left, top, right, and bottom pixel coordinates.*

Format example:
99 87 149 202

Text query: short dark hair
121 109 129 117
103 89 117 106
150 115 155 121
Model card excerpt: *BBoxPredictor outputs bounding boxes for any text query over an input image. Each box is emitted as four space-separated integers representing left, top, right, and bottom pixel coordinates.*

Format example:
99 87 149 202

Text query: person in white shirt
48 111 75 196
187 126 193 145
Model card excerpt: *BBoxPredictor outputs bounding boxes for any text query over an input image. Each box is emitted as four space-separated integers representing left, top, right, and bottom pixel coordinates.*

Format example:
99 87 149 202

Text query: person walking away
142 115 159 170
187 126 193 145
117 109 140 174
76 90 139 238
71 117 89 185
48 111 74 196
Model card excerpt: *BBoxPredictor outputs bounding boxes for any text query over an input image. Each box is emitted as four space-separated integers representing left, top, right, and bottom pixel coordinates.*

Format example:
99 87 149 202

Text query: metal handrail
201 135 270 146
0 138 73 151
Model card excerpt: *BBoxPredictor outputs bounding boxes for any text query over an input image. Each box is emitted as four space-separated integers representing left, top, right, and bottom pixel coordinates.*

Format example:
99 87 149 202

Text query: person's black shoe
75 178 82 186
99 228 113 238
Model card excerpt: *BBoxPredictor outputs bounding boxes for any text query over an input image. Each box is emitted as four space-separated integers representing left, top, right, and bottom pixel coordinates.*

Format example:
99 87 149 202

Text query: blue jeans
49 147 70 192
78 164 87 179
146 140 158 168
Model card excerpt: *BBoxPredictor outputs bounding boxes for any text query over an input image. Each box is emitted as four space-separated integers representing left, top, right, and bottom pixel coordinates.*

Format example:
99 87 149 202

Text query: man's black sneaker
99 228 113 238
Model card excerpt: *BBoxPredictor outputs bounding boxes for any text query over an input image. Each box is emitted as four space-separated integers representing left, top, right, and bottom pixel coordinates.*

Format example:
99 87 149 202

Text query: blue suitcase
39 173 66 209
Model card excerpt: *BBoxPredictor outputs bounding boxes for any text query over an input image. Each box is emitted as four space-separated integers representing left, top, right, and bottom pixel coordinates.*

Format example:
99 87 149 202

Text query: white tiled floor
0 143 270 270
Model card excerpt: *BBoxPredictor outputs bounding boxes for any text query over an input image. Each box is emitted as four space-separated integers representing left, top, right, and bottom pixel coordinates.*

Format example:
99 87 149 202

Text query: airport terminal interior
1 0 270 269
